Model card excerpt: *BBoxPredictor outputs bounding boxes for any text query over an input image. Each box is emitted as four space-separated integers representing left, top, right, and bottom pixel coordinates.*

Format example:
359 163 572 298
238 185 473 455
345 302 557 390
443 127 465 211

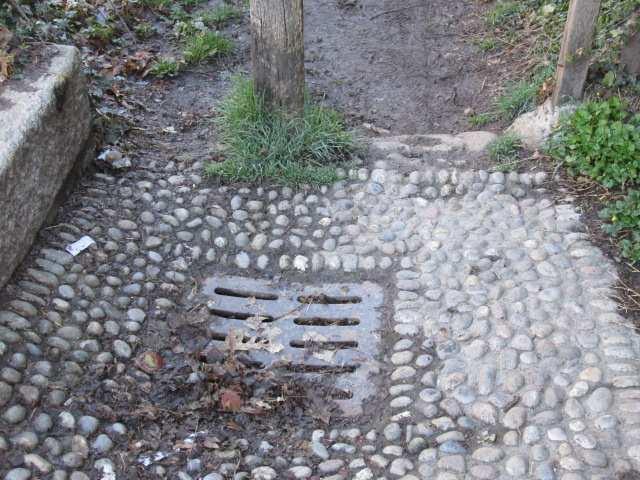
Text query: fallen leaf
220 389 243 412
135 351 164 373
173 440 195 451
0 49 14 84
203 437 220 449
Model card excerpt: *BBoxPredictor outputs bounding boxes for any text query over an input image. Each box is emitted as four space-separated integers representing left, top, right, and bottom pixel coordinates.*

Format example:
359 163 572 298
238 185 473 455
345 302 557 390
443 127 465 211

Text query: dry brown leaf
0 57 14 83
135 351 164 373
219 389 243 412
0 26 14 83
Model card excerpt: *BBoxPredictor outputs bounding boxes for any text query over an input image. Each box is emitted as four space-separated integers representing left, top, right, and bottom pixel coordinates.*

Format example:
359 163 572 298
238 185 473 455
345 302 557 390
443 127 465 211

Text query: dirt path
120 0 493 173
305 0 492 133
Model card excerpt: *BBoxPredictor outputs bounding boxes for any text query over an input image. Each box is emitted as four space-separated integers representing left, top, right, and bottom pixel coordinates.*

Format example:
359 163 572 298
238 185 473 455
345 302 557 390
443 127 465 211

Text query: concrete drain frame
201 275 384 416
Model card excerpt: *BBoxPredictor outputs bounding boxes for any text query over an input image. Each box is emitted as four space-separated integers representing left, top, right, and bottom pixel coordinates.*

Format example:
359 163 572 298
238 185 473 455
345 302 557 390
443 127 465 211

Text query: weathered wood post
250 0 305 116
621 29 640 77
552 0 601 106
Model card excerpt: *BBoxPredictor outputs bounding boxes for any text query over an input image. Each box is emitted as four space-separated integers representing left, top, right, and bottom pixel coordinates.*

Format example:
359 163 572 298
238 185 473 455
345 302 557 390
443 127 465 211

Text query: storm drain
201 276 384 416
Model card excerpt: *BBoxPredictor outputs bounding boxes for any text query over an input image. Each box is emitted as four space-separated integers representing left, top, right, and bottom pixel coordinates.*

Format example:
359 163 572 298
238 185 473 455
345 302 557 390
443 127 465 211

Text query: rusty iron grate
201 276 384 416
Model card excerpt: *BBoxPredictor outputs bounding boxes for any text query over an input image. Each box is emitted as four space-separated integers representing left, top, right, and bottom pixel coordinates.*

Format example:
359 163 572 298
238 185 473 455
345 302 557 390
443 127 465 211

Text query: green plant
183 31 232 63
86 21 116 42
485 1 522 28
477 37 498 52
181 0 207 7
174 20 199 38
496 66 554 121
205 77 356 185
140 0 172 11
480 0 640 109
488 133 523 170
549 97 640 188
469 112 494 127
134 21 154 39
201 4 241 27
600 190 640 262
169 5 191 22
149 58 181 77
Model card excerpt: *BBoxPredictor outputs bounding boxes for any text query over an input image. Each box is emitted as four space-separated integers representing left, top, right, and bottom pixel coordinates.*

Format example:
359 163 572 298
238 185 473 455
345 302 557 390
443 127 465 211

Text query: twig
370 3 425 20
7 0 30 23
106 0 132 36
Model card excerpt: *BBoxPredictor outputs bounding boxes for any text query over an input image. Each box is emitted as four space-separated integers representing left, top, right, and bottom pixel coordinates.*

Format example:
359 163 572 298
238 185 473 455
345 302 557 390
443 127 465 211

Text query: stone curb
0 44 92 289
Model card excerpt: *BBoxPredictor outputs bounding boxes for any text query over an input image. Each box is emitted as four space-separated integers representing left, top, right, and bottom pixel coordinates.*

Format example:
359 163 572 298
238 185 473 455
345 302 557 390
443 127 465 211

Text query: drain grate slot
214 287 278 301
330 389 353 399
208 332 227 341
290 340 358 350
208 308 274 322
283 364 358 374
298 294 362 305
294 317 360 326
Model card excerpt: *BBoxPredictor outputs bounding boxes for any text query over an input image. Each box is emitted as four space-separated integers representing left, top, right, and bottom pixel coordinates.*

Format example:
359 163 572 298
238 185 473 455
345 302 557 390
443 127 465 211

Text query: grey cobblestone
0 133 638 479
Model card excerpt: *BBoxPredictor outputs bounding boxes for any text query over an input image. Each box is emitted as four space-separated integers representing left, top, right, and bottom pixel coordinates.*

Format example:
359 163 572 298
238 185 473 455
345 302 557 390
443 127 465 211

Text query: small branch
106 0 132 36
370 3 425 21
7 0 30 22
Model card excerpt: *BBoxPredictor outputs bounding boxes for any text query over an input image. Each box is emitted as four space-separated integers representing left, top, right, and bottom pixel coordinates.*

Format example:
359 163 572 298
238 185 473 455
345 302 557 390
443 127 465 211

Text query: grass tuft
485 1 523 28
495 66 554 122
183 31 233 64
201 4 242 27
469 112 494 128
149 58 181 78
134 22 155 39
488 133 523 171
600 190 640 263
86 21 116 42
206 77 356 186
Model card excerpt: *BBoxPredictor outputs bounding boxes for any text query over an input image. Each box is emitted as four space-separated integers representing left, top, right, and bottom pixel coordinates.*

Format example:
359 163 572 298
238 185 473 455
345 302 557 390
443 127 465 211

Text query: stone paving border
1 131 640 480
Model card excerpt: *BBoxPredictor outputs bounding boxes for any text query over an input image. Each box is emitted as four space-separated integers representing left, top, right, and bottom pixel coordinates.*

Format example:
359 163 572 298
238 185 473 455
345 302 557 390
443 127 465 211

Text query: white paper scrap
65 236 96 256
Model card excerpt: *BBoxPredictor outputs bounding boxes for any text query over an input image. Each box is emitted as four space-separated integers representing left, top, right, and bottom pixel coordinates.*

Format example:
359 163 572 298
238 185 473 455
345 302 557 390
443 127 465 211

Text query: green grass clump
181 0 208 7
134 22 155 39
496 66 554 121
469 112 494 128
201 4 242 27
149 58 181 77
86 22 116 42
549 97 640 188
140 0 172 11
600 190 640 263
206 77 355 185
485 1 523 28
488 133 523 170
183 31 232 63
477 37 498 52
481 0 640 111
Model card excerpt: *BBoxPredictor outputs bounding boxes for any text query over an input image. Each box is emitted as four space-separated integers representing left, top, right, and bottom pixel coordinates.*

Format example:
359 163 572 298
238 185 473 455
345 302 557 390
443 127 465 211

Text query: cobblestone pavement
2 132 640 480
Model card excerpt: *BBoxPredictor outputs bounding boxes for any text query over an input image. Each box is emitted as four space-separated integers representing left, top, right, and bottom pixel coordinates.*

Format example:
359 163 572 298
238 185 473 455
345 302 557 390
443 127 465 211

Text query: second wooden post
552 0 601 106
250 0 305 117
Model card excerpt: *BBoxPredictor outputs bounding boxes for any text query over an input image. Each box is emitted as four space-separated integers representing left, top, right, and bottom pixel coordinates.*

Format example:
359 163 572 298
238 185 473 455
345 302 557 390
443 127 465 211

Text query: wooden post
250 0 305 116
621 30 640 77
552 0 601 107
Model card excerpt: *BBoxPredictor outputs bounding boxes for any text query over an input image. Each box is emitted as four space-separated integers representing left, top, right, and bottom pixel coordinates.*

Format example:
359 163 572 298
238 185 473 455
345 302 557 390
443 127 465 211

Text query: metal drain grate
201 276 384 416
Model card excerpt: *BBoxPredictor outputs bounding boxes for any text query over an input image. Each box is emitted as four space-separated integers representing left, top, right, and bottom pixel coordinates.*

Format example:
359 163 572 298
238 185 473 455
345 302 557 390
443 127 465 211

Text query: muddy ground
305 0 496 133
113 0 497 173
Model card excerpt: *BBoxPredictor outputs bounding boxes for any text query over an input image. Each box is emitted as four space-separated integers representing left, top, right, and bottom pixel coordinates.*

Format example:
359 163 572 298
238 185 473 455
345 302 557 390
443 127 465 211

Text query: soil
306 0 497 134
111 0 498 172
